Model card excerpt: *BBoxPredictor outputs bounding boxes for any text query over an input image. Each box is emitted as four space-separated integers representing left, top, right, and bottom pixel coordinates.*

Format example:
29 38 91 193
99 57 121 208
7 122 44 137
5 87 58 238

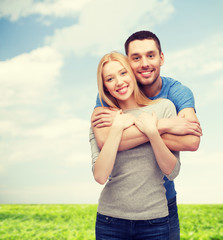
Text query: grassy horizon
0 204 222 239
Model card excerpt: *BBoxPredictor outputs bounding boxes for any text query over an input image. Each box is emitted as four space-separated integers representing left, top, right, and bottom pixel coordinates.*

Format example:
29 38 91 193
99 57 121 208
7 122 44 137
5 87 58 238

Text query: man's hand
158 115 202 136
91 107 120 128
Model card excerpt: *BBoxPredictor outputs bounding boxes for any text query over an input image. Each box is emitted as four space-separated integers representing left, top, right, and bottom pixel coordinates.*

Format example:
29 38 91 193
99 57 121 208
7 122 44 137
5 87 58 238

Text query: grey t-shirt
89 99 180 220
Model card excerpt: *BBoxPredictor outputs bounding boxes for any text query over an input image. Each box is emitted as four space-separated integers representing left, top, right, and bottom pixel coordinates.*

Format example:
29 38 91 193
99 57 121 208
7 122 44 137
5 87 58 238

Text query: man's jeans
168 197 180 240
96 213 169 240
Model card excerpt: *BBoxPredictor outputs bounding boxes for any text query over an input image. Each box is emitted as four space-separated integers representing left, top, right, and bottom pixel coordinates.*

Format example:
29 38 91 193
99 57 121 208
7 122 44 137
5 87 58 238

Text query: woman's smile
116 86 128 95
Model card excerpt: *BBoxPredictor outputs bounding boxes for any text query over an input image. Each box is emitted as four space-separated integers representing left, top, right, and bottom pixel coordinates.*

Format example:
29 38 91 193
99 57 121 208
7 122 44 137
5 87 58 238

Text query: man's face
127 39 164 86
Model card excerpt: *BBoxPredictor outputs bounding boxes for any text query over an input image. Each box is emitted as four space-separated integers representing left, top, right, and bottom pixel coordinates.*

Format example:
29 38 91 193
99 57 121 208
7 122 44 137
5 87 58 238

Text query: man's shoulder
161 76 195 113
161 76 189 92
161 76 182 87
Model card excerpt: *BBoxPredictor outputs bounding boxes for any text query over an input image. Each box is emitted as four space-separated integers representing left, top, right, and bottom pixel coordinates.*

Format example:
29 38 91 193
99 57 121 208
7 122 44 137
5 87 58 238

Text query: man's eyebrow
130 53 140 57
130 50 156 56
147 50 156 54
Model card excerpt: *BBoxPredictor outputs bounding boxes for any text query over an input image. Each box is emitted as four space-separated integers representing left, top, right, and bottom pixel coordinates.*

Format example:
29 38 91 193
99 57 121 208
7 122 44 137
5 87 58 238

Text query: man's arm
161 107 201 151
92 107 202 152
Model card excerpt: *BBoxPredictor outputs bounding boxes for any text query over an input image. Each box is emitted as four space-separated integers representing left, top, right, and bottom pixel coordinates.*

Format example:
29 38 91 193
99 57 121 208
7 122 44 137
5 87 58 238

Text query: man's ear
160 52 164 66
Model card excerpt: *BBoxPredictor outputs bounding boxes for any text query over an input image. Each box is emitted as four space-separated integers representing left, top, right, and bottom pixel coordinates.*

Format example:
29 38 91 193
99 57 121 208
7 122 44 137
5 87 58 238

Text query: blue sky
0 0 222 204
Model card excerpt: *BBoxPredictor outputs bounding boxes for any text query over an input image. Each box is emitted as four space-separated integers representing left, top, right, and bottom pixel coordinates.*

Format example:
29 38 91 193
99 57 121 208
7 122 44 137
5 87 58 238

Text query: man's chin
137 78 153 85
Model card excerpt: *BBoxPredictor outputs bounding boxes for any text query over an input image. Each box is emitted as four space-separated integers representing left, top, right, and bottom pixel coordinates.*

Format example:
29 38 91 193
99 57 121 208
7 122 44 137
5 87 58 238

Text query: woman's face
102 60 135 103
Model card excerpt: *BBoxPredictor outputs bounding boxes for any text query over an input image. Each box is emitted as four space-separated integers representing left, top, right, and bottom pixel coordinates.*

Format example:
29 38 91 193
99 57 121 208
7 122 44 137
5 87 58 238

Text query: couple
89 30 202 240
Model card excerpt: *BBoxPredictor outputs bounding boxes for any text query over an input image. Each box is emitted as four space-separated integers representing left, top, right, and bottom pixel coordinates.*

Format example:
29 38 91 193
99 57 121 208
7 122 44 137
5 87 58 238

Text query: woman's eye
121 71 127 75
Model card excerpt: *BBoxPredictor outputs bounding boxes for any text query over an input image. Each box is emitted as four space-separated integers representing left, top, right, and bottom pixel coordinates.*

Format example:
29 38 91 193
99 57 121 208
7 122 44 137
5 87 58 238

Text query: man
91 30 202 240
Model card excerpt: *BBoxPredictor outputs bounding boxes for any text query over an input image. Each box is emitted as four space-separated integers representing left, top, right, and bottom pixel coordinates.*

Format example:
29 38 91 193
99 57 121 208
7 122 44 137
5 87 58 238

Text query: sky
0 0 222 204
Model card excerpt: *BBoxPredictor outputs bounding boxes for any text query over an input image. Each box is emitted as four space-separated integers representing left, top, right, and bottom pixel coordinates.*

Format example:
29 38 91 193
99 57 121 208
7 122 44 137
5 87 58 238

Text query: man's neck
142 77 162 98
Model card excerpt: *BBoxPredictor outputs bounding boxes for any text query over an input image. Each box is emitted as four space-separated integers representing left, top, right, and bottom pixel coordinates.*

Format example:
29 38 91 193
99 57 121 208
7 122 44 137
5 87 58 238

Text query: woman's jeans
95 197 180 240
96 213 169 240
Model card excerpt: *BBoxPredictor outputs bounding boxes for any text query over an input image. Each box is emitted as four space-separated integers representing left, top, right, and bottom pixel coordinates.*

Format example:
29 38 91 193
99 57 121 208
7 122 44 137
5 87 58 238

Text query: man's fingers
191 123 203 135
188 124 203 136
93 121 112 128
92 113 113 123
92 118 113 128
95 107 119 115
109 107 120 112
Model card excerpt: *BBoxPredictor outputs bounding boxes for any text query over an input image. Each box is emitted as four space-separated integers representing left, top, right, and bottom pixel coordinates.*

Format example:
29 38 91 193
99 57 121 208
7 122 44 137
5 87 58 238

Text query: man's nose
141 56 149 68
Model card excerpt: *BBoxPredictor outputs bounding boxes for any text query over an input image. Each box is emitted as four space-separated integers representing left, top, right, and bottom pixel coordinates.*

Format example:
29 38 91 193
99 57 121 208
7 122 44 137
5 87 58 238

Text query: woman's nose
116 76 124 86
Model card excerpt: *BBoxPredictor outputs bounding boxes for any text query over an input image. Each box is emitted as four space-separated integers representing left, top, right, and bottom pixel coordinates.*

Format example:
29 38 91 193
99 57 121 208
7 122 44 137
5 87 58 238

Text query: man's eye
132 56 140 61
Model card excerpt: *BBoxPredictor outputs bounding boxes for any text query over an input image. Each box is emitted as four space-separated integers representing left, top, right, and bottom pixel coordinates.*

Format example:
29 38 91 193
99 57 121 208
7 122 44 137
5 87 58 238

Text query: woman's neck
118 95 140 110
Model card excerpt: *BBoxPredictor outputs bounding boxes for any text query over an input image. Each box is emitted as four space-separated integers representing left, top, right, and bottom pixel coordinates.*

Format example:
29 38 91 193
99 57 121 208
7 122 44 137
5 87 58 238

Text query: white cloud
162 34 223 79
161 34 223 106
0 46 63 106
180 149 223 165
0 0 91 21
207 76 223 101
26 118 90 138
46 0 174 56
0 182 103 204
0 165 4 174
175 150 223 204
0 120 20 137
64 152 91 166
0 116 91 168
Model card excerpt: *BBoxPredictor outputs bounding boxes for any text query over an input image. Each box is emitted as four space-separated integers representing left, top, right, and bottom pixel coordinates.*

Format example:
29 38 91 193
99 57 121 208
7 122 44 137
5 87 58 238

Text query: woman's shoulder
124 98 176 115
157 98 175 108
141 99 176 118
145 98 175 110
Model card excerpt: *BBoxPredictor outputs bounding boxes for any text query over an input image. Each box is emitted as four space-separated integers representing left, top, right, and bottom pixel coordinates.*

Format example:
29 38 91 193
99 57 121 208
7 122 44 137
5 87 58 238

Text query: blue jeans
168 197 180 240
95 213 169 240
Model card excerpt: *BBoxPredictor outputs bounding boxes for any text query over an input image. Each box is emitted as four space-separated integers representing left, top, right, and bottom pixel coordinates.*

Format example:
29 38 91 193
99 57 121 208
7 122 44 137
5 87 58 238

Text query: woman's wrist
145 127 160 140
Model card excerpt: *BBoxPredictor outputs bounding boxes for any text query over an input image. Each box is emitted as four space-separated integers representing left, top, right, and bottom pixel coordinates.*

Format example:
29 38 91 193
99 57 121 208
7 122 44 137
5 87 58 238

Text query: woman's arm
91 107 202 152
135 112 180 179
93 111 134 185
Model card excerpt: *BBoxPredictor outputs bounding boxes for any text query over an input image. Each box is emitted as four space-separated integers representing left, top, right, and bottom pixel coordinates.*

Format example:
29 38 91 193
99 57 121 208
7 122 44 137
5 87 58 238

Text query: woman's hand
135 112 158 137
113 110 135 130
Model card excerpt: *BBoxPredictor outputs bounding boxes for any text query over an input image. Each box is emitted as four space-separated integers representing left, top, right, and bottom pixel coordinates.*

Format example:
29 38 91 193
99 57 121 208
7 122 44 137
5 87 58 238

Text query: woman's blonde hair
97 52 152 109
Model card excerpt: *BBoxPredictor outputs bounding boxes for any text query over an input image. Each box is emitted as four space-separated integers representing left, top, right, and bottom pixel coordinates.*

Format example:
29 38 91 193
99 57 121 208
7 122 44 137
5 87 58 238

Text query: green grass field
0 204 222 240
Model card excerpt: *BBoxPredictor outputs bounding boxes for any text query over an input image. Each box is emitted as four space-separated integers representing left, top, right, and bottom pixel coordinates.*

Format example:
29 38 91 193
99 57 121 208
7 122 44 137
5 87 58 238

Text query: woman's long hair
97 52 152 109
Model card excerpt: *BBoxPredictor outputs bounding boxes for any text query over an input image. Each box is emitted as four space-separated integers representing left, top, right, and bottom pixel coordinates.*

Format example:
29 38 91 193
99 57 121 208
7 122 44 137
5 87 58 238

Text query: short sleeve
160 99 181 181
89 127 100 172
95 93 109 108
168 82 195 113
162 99 177 119
165 151 181 181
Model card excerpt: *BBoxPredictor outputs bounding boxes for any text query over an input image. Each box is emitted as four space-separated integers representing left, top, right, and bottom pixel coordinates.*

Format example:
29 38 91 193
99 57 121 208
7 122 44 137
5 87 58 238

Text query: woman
89 52 180 240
